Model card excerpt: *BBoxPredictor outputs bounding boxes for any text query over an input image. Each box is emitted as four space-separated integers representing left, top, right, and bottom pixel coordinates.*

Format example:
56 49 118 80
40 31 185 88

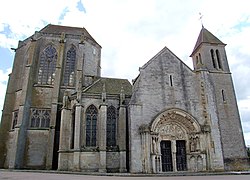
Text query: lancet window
64 46 76 86
210 49 216 68
107 106 117 147
86 105 98 147
38 45 57 85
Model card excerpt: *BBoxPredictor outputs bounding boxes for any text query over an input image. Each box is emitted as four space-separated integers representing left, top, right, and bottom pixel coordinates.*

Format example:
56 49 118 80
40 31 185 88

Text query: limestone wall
24 130 49 169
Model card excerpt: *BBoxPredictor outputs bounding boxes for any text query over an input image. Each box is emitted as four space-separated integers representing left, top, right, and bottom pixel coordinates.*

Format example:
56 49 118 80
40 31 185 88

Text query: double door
160 140 187 172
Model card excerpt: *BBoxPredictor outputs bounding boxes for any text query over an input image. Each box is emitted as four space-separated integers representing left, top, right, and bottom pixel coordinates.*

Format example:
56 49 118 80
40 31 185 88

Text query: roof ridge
82 78 102 93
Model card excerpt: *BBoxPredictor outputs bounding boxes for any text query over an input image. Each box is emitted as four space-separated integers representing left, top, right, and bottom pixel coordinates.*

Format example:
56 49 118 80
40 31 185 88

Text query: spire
190 27 226 56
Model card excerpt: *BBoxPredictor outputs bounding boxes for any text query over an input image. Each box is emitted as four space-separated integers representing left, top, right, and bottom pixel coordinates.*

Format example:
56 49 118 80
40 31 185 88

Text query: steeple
190 27 226 56
190 27 230 72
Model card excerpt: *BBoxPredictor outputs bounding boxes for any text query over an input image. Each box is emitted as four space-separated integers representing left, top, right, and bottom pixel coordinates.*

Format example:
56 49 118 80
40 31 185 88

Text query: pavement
1 169 250 178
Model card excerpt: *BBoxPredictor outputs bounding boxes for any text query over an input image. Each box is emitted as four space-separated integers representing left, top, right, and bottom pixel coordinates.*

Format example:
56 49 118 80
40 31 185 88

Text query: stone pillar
0 68 15 168
139 125 151 173
151 155 156 173
172 140 177 172
46 103 57 169
58 105 71 170
8 40 36 168
98 90 107 172
73 103 82 171
118 104 127 172
118 87 127 172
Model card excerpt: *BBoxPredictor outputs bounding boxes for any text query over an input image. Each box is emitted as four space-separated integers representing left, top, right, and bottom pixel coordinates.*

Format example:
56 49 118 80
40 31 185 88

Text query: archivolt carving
151 109 201 134
156 123 185 139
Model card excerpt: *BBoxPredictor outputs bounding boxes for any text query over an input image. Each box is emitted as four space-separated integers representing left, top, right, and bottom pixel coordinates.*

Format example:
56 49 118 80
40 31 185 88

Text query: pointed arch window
86 105 98 146
216 50 222 69
107 106 117 147
38 45 57 85
64 46 76 86
210 49 216 68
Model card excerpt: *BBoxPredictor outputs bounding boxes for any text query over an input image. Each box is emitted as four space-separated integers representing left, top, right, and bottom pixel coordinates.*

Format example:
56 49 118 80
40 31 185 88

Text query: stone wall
24 130 49 169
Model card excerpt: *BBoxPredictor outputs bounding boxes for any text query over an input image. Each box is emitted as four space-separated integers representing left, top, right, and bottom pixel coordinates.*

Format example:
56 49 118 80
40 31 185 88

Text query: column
172 140 177 172
118 105 127 172
139 125 151 173
73 103 82 171
118 87 127 172
58 95 71 170
9 40 36 168
99 102 107 172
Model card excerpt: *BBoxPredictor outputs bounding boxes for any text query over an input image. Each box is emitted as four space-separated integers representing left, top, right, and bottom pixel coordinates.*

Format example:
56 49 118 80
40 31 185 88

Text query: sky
0 0 250 146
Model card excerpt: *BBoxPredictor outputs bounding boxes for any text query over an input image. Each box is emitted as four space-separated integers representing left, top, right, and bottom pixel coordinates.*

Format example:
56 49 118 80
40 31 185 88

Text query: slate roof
190 27 226 56
83 77 132 95
39 24 101 47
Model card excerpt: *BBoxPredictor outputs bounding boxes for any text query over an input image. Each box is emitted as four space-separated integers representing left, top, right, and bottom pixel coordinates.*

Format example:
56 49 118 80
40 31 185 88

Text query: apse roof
39 24 100 46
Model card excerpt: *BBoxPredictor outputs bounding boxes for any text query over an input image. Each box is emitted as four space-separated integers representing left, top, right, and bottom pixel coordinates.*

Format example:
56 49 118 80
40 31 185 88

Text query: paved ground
0 171 250 180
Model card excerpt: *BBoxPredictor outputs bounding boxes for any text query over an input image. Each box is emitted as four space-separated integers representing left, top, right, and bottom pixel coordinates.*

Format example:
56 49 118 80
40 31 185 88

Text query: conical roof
190 27 226 56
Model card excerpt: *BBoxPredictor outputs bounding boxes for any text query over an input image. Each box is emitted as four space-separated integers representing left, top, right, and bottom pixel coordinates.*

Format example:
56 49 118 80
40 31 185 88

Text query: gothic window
38 45 57 85
210 49 216 68
216 50 222 69
12 111 18 129
86 105 98 147
64 46 76 86
30 109 51 128
107 106 117 147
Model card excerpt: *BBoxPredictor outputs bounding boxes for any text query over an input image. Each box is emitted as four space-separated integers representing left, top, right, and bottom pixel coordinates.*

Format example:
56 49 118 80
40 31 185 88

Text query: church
0 24 249 173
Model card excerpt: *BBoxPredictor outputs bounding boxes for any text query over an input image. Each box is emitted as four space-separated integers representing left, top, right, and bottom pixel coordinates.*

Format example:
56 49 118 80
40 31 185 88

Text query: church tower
190 27 249 170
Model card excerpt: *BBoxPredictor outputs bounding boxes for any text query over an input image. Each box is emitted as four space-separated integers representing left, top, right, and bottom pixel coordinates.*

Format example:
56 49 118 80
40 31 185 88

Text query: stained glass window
30 109 51 128
86 105 97 146
107 106 116 146
64 46 76 86
38 45 57 85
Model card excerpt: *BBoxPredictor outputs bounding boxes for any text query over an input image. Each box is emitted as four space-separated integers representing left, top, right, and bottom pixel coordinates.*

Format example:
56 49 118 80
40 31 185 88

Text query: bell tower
190 26 230 73
191 27 249 170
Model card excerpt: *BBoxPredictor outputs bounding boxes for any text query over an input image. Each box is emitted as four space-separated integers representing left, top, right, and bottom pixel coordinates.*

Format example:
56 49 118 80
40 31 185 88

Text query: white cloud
0 0 250 145
0 68 11 120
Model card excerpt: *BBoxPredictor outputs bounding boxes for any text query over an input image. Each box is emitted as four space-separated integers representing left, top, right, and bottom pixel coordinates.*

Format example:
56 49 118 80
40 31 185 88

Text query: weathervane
199 12 204 28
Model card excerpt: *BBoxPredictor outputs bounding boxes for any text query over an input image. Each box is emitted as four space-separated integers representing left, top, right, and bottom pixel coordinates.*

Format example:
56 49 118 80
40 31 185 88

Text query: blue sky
0 0 250 146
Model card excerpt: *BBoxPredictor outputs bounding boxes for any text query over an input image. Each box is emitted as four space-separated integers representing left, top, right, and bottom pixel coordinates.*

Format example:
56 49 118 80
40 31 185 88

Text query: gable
135 47 194 86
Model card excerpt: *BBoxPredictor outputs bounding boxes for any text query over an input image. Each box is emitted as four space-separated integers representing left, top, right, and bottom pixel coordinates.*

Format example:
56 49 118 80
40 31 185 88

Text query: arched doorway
149 109 203 172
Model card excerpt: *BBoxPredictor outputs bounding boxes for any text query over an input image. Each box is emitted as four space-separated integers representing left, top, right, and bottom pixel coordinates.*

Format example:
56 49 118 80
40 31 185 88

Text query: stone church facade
0 24 249 173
